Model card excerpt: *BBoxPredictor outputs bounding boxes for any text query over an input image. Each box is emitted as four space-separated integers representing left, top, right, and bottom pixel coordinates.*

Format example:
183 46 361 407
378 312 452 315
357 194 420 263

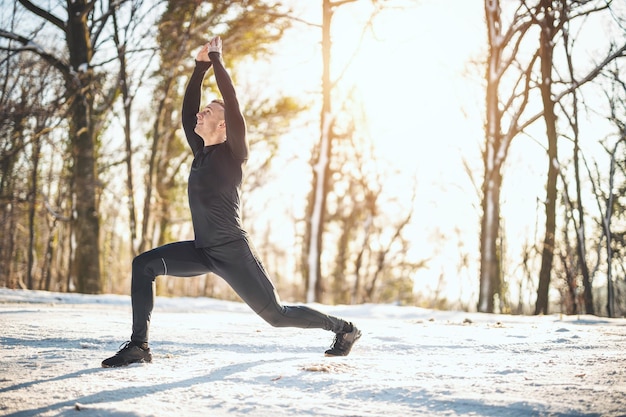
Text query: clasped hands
196 36 222 62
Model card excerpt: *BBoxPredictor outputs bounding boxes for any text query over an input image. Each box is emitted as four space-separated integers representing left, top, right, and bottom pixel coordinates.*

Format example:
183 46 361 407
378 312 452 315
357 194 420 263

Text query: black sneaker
324 324 361 357
102 341 152 368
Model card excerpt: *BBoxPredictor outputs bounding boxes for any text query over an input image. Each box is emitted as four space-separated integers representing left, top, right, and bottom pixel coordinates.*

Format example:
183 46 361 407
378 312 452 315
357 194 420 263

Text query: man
102 36 361 368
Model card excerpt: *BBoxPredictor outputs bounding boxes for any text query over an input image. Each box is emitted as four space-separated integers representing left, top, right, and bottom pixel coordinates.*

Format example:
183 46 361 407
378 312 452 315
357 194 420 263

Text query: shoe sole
101 358 152 368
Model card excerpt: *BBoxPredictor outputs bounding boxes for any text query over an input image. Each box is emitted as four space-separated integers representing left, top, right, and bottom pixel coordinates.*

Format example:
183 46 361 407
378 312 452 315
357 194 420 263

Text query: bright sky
88 0 619 309
236 0 618 308
242 0 490 305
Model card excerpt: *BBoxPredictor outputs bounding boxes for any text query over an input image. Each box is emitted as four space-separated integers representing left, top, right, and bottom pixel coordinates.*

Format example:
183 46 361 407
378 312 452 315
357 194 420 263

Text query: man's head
195 99 226 145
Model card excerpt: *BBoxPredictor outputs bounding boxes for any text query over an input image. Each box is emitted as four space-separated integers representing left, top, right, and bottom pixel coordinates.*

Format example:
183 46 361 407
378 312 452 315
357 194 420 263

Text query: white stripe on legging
161 258 167 276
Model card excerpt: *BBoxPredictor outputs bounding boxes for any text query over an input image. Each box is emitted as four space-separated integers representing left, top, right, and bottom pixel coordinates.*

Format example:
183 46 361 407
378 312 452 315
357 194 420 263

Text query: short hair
211 99 225 109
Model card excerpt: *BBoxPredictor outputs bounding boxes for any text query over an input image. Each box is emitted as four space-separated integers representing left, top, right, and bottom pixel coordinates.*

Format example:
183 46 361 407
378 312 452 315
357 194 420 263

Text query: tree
1 0 123 293
597 66 626 317
303 0 348 303
303 0 397 303
532 0 626 315
0 1 69 291
547 1 609 315
1 0 299 296
480 0 535 312
479 0 626 313
322 90 421 305
110 0 160 257
533 0 559 315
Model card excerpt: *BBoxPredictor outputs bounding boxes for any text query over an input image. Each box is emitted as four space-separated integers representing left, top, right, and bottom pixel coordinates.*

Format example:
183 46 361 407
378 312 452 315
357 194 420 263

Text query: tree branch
91 0 116 49
554 42 626 103
330 0 359 9
0 29 69 76
16 0 65 30
516 42 626 135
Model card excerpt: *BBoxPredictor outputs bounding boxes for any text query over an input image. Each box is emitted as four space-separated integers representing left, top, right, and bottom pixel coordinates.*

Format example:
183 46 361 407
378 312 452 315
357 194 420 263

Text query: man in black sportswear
102 37 360 368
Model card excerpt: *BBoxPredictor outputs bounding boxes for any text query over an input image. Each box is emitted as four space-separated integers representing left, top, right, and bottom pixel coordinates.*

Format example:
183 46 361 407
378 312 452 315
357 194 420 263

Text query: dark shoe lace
325 325 361 356
102 340 151 368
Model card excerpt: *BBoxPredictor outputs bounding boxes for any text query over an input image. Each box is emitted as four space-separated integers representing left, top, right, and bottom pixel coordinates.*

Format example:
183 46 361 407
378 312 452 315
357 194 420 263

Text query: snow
1 288 626 417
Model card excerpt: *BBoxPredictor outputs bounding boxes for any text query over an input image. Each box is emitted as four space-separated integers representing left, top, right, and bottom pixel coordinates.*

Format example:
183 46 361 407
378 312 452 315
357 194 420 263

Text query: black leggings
130 238 348 343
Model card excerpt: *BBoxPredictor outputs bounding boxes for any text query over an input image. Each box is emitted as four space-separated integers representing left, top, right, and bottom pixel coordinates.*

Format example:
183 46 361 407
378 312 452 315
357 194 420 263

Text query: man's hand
208 36 222 55
195 43 210 62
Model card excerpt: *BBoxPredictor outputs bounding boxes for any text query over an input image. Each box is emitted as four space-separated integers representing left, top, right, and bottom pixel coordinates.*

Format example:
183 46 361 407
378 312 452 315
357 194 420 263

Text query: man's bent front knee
132 253 166 283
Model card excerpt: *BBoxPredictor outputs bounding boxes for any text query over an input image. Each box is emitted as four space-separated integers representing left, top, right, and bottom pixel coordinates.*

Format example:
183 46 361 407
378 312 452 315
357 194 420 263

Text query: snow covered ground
1 288 625 417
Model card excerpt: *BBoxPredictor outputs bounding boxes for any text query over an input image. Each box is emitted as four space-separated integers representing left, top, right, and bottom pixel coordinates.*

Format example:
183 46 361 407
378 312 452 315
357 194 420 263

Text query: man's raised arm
208 36 248 161
182 45 212 155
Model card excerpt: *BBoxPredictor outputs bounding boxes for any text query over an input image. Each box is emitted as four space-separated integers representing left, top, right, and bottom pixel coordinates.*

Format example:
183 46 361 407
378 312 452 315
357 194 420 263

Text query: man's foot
102 341 152 368
325 323 361 357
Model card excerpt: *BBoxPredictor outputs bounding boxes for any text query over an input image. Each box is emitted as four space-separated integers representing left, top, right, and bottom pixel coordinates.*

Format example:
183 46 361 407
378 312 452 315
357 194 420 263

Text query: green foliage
145 0 301 254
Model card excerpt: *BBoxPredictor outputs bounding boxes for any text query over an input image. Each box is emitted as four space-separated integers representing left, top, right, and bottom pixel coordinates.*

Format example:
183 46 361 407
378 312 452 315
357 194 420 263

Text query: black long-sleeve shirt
181 52 249 248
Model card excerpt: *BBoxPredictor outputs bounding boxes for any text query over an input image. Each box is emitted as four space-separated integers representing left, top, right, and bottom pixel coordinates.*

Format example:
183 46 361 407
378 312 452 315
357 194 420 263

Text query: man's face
194 102 225 139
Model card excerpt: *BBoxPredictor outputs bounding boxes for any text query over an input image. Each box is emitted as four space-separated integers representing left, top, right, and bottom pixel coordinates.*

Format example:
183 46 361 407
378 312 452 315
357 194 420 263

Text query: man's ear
218 120 226 129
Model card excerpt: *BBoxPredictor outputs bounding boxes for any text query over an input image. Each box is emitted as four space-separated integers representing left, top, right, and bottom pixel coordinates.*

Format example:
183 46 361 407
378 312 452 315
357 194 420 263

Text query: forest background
1 0 625 317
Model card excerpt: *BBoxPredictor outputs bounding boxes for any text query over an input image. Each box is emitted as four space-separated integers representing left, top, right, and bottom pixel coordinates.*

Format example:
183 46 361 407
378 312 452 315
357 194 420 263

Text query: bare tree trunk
26 133 41 289
479 168 502 313
352 215 372 304
479 0 509 313
480 0 538 312
560 13 593 314
305 0 335 303
2 102 25 289
603 68 626 316
603 139 624 317
1 176 18 289
65 0 101 294
535 0 558 315
112 11 139 257
43 217 57 291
